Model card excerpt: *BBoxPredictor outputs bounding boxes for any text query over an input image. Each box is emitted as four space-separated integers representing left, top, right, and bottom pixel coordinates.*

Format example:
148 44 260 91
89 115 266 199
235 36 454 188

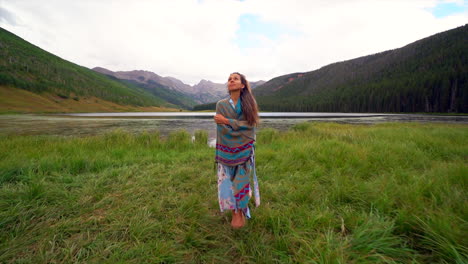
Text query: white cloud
0 0 466 85
241 0 467 80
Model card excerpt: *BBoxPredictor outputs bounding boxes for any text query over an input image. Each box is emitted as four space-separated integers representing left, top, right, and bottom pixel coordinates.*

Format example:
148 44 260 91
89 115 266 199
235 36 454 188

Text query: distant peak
196 79 214 86
92 67 114 75
92 66 108 71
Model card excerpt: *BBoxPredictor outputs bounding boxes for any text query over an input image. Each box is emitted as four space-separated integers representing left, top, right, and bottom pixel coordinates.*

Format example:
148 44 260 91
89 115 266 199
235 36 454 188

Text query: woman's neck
230 91 240 104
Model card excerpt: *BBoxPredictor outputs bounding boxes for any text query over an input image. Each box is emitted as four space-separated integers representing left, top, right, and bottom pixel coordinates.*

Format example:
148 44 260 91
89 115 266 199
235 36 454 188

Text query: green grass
0 122 467 263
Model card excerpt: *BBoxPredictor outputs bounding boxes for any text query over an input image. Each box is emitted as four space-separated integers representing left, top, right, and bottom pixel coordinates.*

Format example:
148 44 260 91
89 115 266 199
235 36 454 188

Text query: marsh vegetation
0 122 466 263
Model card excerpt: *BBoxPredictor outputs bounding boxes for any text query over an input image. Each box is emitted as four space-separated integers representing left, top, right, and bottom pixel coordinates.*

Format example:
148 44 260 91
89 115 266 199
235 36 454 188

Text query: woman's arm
214 114 229 125
226 119 252 131
214 101 254 130
214 114 252 130
214 101 230 125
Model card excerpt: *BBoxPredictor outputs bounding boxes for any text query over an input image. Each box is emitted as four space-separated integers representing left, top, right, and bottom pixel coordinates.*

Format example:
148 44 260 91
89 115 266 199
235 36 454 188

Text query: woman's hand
214 114 229 125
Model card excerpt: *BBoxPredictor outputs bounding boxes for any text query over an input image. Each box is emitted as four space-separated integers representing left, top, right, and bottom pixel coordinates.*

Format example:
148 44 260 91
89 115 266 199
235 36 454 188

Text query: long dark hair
230 72 259 126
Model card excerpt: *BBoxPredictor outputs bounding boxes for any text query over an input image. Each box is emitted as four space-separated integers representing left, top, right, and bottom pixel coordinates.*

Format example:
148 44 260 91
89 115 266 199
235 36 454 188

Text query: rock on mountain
191 79 227 103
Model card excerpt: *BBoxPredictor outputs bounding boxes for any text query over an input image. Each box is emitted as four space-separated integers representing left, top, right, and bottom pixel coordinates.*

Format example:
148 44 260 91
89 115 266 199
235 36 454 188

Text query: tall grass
0 122 466 263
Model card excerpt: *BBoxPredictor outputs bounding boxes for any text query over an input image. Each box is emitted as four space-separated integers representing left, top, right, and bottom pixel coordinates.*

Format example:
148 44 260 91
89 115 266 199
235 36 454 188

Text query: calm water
1 112 466 145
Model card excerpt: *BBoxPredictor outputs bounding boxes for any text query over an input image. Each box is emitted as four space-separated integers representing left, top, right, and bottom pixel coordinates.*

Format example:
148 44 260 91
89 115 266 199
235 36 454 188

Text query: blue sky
235 14 300 51
234 1 468 52
431 1 467 18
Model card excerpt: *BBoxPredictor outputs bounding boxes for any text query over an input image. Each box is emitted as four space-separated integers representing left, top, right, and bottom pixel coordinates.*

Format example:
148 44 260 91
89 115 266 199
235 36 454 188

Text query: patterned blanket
215 98 255 166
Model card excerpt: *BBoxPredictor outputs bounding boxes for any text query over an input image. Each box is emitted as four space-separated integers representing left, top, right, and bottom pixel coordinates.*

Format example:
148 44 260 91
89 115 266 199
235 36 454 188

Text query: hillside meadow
0 122 466 263
0 86 182 114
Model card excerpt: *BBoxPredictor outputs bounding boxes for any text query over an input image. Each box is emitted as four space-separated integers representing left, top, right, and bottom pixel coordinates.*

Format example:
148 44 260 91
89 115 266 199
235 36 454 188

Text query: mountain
93 67 194 94
250 80 266 89
92 68 265 105
191 79 268 111
191 79 227 103
254 24 467 113
190 79 265 102
0 27 179 112
93 67 198 109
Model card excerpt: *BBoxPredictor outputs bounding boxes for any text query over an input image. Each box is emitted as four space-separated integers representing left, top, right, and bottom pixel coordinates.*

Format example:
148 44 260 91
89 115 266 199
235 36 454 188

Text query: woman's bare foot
231 210 246 229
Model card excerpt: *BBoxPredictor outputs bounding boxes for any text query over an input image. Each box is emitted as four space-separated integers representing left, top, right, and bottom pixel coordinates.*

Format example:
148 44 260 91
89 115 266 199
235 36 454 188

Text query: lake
1 112 466 146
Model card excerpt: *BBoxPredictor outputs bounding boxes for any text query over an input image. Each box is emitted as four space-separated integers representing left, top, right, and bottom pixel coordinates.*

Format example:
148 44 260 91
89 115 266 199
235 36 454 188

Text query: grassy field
0 122 466 263
0 86 181 114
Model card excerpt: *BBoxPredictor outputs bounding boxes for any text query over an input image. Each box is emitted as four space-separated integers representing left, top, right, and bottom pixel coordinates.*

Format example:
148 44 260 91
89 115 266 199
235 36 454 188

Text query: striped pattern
217 160 256 219
234 183 250 200
216 156 250 165
216 140 254 153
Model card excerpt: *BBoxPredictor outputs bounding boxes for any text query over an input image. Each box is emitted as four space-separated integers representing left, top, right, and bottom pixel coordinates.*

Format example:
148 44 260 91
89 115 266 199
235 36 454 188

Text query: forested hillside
253 24 467 113
0 27 173 109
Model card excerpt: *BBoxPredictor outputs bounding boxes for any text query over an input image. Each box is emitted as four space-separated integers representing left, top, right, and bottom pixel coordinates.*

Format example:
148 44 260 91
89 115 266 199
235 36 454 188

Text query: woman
214 72 260 228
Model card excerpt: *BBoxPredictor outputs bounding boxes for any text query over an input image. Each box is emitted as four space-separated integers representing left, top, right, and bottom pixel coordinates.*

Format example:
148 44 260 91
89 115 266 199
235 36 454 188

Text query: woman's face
227 73 245 92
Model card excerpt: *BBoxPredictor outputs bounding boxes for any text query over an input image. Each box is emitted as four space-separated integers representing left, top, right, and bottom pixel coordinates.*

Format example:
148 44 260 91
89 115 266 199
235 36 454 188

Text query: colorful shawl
215 98 255 166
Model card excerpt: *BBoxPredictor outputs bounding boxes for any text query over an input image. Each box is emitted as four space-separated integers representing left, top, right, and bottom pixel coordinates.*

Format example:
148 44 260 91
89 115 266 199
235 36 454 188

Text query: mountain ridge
93 67 265 105
253 24 467 113
1 24 465 113
0 27 177 111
